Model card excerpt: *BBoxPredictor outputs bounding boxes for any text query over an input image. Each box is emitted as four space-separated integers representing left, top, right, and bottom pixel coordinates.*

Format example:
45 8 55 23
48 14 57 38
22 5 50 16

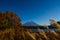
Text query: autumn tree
0 11 22 30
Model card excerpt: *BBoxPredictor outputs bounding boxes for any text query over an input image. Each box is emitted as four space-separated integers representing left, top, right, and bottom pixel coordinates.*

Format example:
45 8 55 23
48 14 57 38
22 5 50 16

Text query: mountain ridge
23 21 39 26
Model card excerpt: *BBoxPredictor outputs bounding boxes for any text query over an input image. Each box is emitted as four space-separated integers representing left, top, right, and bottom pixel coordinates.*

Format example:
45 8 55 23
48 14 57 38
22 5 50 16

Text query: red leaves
0 11 3 18
11 12 16 17
6 11 10 16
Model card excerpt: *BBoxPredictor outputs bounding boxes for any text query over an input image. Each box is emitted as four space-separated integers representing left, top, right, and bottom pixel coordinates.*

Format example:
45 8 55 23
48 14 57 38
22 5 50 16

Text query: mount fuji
23 21 39 26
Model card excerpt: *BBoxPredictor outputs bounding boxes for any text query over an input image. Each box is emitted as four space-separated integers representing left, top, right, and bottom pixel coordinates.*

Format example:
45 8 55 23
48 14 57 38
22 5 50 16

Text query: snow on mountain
23 21 39 26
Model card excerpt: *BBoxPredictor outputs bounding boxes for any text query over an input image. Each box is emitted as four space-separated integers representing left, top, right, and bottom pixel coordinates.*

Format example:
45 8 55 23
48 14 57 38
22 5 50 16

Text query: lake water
28 29 60 32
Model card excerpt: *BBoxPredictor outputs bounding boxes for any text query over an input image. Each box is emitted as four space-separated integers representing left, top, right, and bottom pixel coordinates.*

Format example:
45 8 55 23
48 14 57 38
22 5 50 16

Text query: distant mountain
23 21 39 26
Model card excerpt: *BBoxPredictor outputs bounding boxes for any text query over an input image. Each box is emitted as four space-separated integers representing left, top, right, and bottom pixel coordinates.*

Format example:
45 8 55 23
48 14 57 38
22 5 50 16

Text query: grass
0 27 60 40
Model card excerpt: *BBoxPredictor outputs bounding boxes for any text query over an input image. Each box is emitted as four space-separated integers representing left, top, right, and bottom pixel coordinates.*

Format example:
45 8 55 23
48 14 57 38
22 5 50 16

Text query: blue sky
0 0 60 25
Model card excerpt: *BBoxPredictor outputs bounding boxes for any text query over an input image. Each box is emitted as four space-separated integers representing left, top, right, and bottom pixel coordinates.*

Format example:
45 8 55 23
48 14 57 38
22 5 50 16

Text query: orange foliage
0 11 3 18
6 11 10 16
